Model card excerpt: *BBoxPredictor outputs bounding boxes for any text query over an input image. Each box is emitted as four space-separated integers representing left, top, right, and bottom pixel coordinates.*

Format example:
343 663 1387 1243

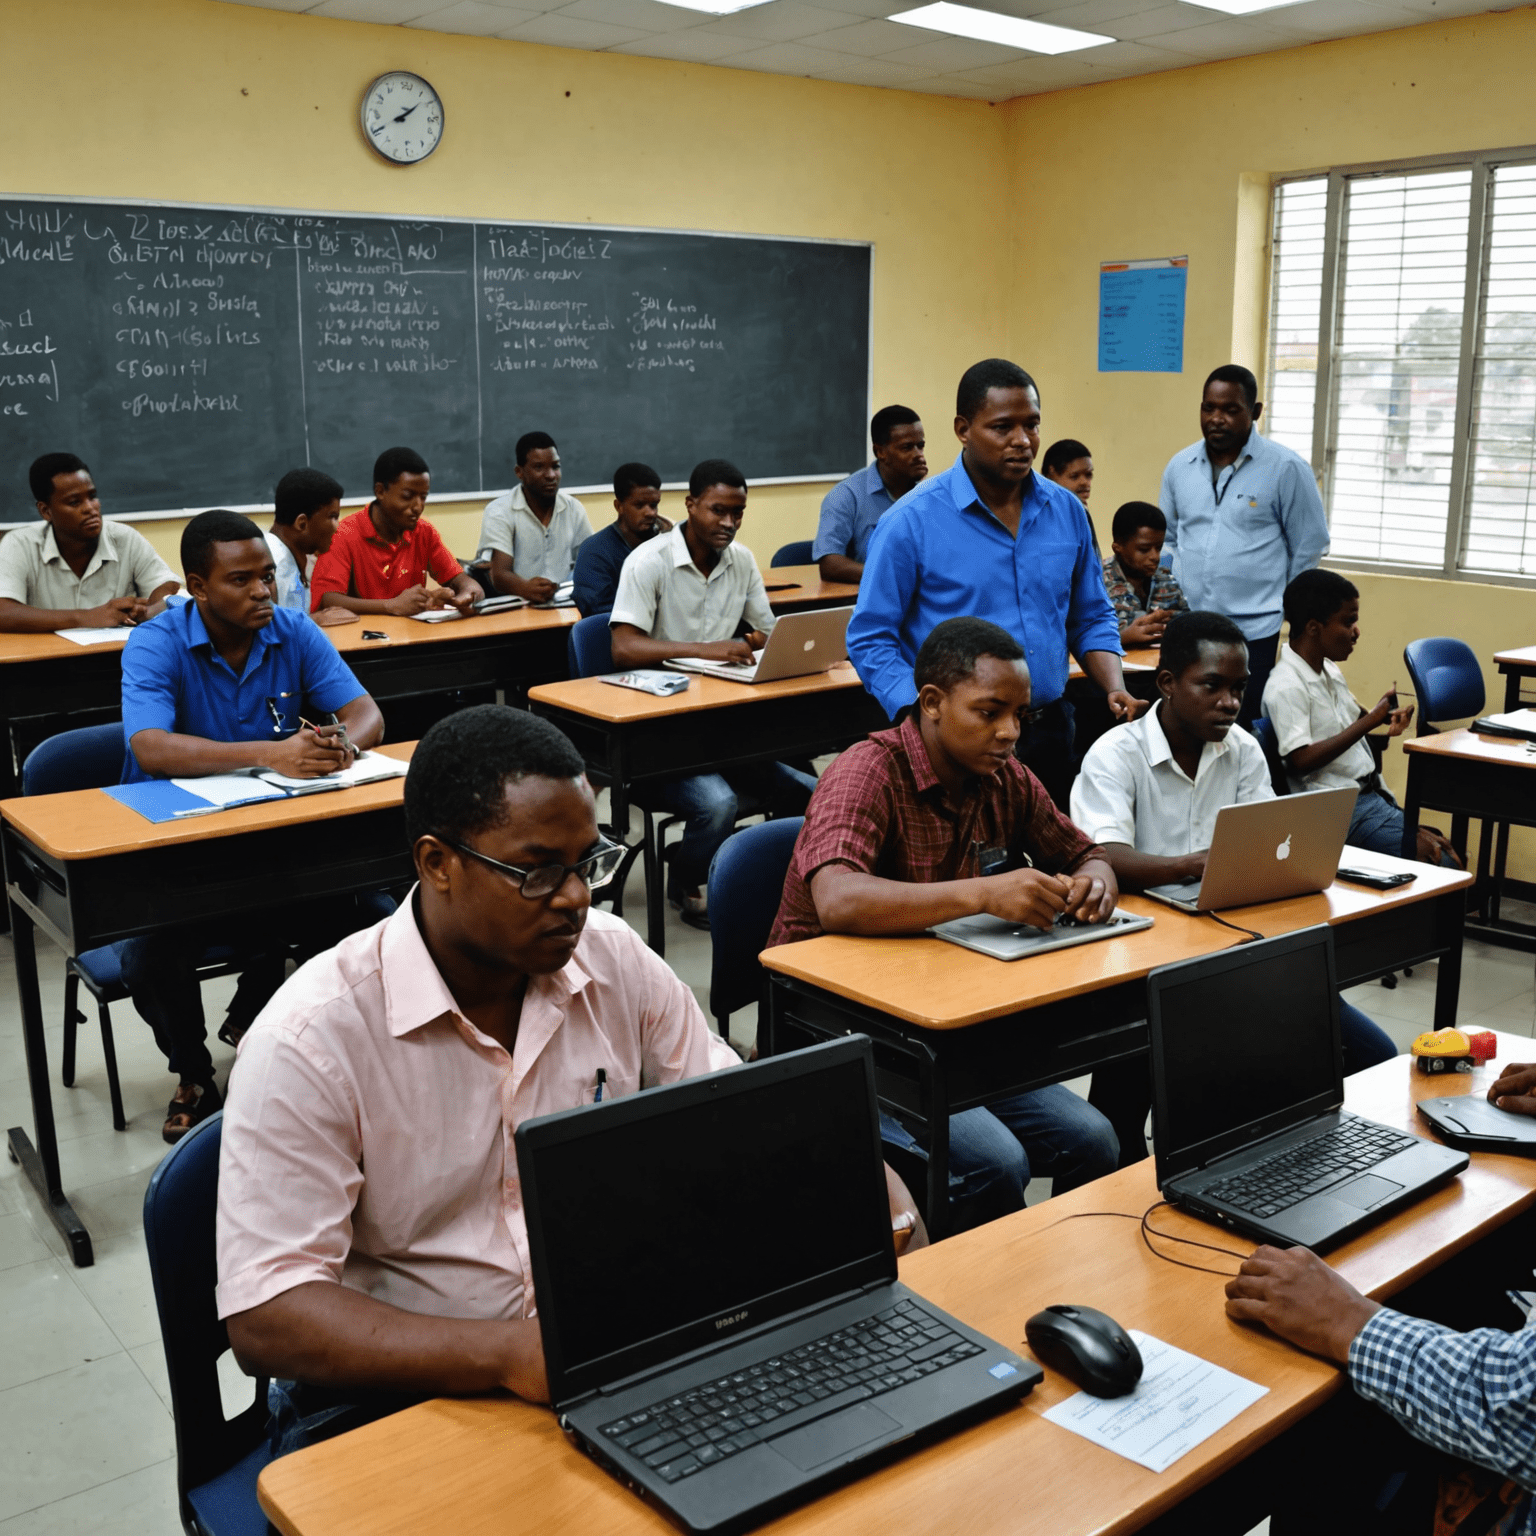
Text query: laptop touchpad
769 1404 902 1470
1335 1174 1403 1209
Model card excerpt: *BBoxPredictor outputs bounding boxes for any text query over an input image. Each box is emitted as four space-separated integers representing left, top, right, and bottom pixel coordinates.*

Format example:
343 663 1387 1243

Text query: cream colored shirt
216 900 737 1322
609 523 775 644
476 484 593 580
1262 644 1377 795
0 520 177 612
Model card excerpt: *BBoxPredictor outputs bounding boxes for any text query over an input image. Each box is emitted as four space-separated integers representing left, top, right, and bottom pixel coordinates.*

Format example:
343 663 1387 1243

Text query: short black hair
1203 364 1259 408
613 462 661 501
870 405 920 448
1284 568 1358 633
272 467 344 527
30 452 89 504
181 509 266 579
1160 610 1248 680
373 446 428 489
956 358 1039 420
1040 439 1090 478
404 704 586 848
689 458 746 498
516 431 557 467
914 616 1025 693
1111 501 1166 543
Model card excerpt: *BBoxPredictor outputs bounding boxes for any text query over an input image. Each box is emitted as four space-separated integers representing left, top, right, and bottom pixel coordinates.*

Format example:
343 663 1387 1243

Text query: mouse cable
1028 1203 1252 1277
1202 910 1266 944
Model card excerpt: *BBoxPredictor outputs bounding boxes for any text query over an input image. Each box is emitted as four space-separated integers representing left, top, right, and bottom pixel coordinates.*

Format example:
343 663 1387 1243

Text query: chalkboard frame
0 192 874 526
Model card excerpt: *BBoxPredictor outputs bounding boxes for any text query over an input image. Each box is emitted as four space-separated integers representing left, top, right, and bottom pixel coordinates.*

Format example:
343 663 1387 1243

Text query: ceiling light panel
887 2 1113 53
657 0 777 12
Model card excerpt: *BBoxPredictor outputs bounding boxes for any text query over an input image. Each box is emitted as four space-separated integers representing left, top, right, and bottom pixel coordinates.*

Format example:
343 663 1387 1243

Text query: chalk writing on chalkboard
1098 257 1187 374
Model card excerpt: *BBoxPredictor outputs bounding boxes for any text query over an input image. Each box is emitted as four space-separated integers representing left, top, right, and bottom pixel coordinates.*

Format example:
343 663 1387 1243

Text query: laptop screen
519 1044 893 1399
1149 926 1343 1181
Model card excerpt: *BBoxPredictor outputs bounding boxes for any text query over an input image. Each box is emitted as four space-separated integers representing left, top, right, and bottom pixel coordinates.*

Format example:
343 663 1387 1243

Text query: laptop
516 1036 1040 1535
930 907 1154 961
666 606 852 685
1142 785 1358 912
1147 925 1467 1251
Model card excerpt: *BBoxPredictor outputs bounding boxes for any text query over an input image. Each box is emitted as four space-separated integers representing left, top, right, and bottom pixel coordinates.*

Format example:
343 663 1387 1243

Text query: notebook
104 752 407 822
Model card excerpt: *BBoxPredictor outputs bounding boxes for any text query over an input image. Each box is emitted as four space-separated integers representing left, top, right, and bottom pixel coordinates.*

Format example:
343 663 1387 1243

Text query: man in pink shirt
217 705 923 1453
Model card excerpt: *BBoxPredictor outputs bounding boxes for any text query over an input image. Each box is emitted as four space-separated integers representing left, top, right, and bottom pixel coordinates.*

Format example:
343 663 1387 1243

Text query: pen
594 1067 606 1104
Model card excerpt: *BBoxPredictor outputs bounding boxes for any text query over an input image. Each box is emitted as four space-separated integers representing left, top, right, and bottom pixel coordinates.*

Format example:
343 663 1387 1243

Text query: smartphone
1337 867 1416 890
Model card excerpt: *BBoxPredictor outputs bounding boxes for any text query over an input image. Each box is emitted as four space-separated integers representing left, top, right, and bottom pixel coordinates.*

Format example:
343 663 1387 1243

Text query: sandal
217 1019 249 1051
162 1078 222 1145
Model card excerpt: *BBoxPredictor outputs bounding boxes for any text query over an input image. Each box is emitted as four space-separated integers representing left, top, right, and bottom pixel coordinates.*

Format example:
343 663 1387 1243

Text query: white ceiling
220 0 1506 101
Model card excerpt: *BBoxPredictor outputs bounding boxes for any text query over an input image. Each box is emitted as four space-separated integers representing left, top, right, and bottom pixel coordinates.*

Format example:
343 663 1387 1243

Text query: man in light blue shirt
1159 364 1330 724
812 405 927 585
847 358 1140 807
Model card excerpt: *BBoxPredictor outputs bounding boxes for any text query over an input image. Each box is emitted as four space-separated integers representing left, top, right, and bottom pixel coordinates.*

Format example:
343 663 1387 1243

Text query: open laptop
665 606 852 685
516 1036 1039 1534
1148 925 1467 1251
1142 785 1358 913
930 906 1154 961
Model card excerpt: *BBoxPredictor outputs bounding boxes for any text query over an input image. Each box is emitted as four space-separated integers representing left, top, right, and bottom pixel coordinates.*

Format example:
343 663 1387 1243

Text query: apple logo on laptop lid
1275 834 1292 862
804 640 815 651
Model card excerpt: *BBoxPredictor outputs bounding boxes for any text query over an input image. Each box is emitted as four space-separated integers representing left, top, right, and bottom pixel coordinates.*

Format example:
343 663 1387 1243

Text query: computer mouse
1024 1304 1143 1398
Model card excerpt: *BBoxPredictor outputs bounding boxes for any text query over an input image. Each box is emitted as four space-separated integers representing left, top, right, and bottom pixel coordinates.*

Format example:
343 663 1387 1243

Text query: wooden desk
0 743 417 1266
1068 647 1159 682
760 565 860 612
1494 644 1536 712
761 858 1473 1235
256 1034 1536 1536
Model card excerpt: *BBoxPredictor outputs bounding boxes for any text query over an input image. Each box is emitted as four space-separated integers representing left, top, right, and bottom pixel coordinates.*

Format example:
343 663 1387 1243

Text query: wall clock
361 72 444 165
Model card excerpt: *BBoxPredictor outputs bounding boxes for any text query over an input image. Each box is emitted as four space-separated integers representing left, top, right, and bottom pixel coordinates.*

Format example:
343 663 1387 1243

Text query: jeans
1340 999 1399 1075
880 1084 1119 1230
1016 697 1075 812
1240 631 1281 728
1346 781 1458 866
268 1379 424 1460
648 760 817 889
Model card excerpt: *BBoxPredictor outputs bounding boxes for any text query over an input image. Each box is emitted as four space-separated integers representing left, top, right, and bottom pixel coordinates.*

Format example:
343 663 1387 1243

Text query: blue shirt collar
945 453 1042 521
1184 428 1269 470
183 599 282 681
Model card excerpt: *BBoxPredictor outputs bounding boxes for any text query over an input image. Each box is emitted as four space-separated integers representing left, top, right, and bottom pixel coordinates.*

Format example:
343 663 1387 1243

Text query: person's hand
265 726 350 778
1062 856 1118 923
1416 826 1463 868
449 580 484 613
1488 1063 1536 1116
82 596 143 628
1366 686 1407 732
1386 701 1414 736
1177 850 1209 883
424 586 465 613
699 639 756 665
310 723 357 769
498 1320 550 1404
520 576 558 605
385 585 434 616
884 1163 928 1255
1106 689 1149 721
979 868 1073 929
311 607 359 629
1122 611 1170 647
1224 1245 1380 1362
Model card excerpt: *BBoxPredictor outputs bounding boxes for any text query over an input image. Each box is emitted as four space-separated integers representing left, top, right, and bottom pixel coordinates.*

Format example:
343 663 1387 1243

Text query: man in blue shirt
119 510 386 1143
847 358 1142 807
571 462 669 619
1159 364 1330 725
813 405 928 585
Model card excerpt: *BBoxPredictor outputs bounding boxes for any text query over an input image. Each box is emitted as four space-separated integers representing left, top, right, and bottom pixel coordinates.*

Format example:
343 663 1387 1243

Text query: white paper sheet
169 774 286 808
407 608 464 623
54 627 131 646
257 751 409 791
1040 1331 1268 1473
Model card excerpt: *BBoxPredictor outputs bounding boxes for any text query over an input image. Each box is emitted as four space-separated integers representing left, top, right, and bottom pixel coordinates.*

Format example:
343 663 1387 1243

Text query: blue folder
102 781 247 824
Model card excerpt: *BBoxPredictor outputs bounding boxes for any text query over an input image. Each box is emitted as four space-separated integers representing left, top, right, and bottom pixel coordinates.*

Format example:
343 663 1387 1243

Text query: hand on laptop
1063 857 1118 923
1488 1063 1536 1117
979 869 1075 930
1224 1245 1380 1363
697 638 757 665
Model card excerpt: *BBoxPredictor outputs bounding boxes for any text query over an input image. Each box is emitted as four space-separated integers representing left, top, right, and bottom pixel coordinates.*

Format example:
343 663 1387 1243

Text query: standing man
571 462 670 619
479 431 594 604
812 405 927 586
847 358 1141 809
1159 364 1330 725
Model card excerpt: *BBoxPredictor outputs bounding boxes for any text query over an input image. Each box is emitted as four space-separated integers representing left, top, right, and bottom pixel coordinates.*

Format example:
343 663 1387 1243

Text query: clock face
361 72 444 165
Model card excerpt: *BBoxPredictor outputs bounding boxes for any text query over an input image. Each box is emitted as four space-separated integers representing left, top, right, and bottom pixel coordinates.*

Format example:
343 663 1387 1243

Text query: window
1266 149 1536 582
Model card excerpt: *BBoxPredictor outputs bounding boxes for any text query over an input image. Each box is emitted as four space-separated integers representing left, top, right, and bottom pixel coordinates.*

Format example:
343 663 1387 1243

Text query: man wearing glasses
217 705 930 1454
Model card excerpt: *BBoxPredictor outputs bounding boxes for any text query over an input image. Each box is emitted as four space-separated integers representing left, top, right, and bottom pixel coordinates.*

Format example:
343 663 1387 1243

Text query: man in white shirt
478 431 594 603
264 467 353 627
0 453 178 631
609 459 816 927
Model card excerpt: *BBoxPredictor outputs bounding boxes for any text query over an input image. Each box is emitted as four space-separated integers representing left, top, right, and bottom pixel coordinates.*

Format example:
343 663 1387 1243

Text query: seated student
120 510 388 1143
610 459 817 928
266 467 351 626
479 430 595 603
771 616 1121 1224
1102 501 1189 649
1070 609 1397 1155
1265 569 1461 867
1040 438 1098 550
311 446 483 617
218 705 925 1451
812 405 927 585
0 453 179 631
571 461 670 619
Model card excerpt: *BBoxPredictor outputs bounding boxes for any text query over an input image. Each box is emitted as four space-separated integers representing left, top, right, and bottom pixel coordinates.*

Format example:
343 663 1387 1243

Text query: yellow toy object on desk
1410 1028 1498 1074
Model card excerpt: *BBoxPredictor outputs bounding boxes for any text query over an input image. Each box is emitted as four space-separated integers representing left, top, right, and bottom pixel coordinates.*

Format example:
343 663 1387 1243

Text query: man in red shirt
311 447 483 617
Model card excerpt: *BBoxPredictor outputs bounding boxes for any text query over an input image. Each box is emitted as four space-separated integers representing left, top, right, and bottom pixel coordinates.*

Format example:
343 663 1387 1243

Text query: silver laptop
931 907 1153 960
1142 785 1358 913
1149 925 1467 1252
666 606 852 685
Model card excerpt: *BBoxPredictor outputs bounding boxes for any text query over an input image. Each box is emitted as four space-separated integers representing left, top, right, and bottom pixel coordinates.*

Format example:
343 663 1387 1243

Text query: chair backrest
568 613 615 678
142 1112 269 1520
1403 637 1485 732
771 540 815 569
22 721 126 795
1247 717 1290 797
707 817 805 1028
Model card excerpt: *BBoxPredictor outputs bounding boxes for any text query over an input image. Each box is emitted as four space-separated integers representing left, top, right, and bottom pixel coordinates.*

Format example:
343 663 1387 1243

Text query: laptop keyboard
1203 1118 1418 1220
598 1299 982 1483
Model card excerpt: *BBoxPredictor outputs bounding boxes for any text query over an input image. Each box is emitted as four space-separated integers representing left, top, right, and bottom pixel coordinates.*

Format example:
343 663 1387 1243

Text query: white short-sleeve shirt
0 520 177 611
608 524 775 644
476 485 593 581
1262 645 1377 795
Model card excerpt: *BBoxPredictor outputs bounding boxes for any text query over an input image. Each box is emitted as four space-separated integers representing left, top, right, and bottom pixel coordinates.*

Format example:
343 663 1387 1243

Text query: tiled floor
0 864 1530 1531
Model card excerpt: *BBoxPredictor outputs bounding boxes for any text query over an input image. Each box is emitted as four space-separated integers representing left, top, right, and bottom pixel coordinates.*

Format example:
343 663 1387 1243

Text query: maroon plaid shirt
768 714 1102 946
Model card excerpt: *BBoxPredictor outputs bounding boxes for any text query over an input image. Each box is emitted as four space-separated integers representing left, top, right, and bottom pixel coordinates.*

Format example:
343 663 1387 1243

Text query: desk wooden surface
761 565 860 610
1069 647 1159 681
324 605 577 654
0 629 128 664
257 1031 1536 1536
1494 645 1536 669
761 858 1473 1030
529 660 868 724
1404 727 1536 769
0 742 415 861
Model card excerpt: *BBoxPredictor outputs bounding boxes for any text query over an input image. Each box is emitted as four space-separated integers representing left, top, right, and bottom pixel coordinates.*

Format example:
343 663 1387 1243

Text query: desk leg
1505 670 1522 714
1433 891 1465 1033
916 1039 950 1243
1400 759 1422 863
5 897 92 1267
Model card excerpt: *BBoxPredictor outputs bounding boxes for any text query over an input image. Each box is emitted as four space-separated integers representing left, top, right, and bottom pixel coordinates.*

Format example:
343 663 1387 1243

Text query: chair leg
61 972 81 1088
98 1001 127 1132
1490 819 1512 926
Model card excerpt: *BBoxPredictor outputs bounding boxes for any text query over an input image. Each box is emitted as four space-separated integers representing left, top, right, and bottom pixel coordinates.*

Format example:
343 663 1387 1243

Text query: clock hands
392 101 424 123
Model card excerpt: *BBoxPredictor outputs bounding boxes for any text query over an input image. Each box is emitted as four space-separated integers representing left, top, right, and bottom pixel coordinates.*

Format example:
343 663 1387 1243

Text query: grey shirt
0 520 177 612
476 484 594 581
609 524 775 643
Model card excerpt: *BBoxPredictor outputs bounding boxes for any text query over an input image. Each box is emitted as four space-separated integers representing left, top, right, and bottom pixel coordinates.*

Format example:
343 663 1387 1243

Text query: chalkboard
0 198 871 524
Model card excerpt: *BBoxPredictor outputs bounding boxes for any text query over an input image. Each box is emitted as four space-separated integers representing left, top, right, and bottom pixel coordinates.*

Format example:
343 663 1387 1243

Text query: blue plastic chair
771 540 814 568
143 1112 273 1536
1247 717 1290 797
706 819 804 1049
567 612 614 678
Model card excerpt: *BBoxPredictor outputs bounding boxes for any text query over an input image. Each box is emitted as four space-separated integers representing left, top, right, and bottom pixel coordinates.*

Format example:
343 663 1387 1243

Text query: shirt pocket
580 1069 640 1106
1021 541 1080 621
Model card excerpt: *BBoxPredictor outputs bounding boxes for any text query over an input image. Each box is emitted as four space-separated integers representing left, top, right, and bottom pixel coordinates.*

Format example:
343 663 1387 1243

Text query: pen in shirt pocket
593 1067 607 1104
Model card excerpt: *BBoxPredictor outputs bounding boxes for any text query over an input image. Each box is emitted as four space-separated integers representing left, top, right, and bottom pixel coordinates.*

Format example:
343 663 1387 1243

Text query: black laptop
515 1036 1040 1534
1147 926 1467 1251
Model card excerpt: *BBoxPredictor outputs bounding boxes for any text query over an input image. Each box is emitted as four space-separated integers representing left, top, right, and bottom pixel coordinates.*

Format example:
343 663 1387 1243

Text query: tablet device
1417 1094 1536 1154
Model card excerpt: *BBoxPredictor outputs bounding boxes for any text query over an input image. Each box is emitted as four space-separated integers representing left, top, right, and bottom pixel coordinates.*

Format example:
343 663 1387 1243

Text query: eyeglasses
446 837 626 900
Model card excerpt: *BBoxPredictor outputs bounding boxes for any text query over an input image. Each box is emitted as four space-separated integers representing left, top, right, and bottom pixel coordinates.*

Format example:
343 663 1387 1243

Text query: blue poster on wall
1098 257 1187 373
